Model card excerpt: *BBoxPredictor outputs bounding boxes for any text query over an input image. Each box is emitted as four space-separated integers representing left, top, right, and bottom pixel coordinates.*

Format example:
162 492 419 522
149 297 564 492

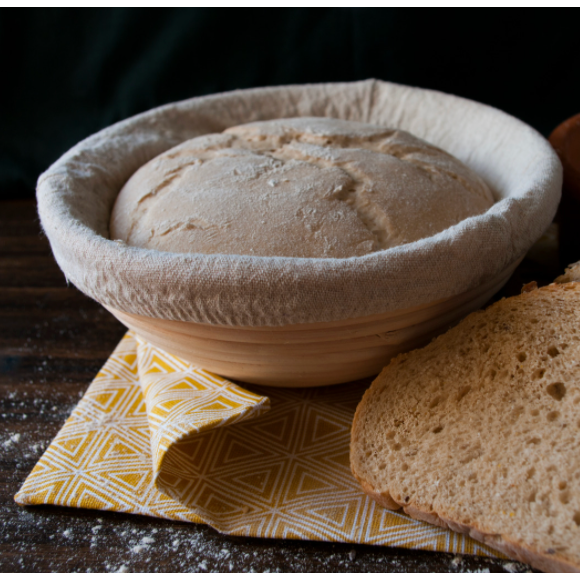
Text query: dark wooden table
2 199 559 572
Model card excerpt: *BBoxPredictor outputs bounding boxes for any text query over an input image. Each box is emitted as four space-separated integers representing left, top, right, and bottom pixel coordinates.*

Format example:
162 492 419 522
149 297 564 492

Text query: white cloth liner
36 80 562 327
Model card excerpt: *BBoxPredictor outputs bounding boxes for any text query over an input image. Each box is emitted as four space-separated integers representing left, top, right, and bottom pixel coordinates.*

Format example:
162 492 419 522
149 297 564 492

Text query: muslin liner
36 80 562 327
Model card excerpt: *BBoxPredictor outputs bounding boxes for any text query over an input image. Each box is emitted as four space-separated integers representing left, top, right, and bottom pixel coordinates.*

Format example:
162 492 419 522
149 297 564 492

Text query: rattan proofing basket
36 80 562 386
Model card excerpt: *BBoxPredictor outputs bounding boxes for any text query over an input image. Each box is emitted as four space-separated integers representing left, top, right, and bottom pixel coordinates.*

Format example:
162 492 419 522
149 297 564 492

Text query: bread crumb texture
351 282 580 572
110 117 494 258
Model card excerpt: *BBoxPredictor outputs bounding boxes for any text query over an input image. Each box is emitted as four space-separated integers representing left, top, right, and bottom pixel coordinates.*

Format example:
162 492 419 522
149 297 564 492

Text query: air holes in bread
547 411 560 422
518 352 527 362
528 437 541 445
456 386 471 402
560 490 570 504
548 346 560 358
531 409 540 417
533 369 546 380
429 396 443 409
432 425 444 434
574 512 580 526
547 382 566 401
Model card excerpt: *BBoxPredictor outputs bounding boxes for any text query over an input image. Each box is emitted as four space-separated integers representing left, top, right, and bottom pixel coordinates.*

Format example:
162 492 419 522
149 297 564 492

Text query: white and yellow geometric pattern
15 332 503 557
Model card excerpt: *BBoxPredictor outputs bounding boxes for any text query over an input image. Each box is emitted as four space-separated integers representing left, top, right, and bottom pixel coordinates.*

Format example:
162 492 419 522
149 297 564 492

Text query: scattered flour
503 562 527 573
3 433 21 449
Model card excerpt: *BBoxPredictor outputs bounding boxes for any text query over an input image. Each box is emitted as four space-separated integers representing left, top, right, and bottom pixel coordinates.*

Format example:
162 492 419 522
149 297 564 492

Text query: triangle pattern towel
16 331 503 557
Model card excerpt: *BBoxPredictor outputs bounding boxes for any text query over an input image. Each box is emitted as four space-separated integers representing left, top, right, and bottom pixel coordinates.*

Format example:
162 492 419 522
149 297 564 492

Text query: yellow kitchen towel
15 332 502 557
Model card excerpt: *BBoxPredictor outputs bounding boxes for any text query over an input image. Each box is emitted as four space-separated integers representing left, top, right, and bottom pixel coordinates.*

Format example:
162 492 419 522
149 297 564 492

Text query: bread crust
352 478 580 572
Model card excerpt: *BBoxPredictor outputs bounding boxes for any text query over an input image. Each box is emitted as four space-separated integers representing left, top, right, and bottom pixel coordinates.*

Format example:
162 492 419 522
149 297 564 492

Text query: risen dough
110 117 494 258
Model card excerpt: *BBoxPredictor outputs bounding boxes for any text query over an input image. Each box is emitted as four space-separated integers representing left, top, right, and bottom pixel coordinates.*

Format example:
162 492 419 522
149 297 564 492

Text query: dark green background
2 8 578 200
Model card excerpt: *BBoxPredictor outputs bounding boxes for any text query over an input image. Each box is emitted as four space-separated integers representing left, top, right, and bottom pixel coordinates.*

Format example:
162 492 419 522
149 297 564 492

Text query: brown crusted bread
351 281 580 572
110 117 494 258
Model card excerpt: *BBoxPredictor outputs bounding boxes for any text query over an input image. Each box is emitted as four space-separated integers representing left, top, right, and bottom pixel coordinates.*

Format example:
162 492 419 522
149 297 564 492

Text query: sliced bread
351 282 580 572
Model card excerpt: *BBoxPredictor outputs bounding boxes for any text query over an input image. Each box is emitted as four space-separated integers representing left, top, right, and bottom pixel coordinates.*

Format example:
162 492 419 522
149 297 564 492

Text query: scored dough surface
110 117 495 258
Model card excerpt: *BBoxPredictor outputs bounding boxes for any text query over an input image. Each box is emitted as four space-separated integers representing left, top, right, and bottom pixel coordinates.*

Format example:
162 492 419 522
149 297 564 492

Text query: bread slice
351 282 580 572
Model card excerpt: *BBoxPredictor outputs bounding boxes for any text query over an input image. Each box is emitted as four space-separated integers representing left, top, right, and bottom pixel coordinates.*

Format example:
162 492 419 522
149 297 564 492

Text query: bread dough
110 117 495 258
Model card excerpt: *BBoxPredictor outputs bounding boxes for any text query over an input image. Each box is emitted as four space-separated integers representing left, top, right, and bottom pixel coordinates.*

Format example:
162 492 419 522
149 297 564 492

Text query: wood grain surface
1 200 560 572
